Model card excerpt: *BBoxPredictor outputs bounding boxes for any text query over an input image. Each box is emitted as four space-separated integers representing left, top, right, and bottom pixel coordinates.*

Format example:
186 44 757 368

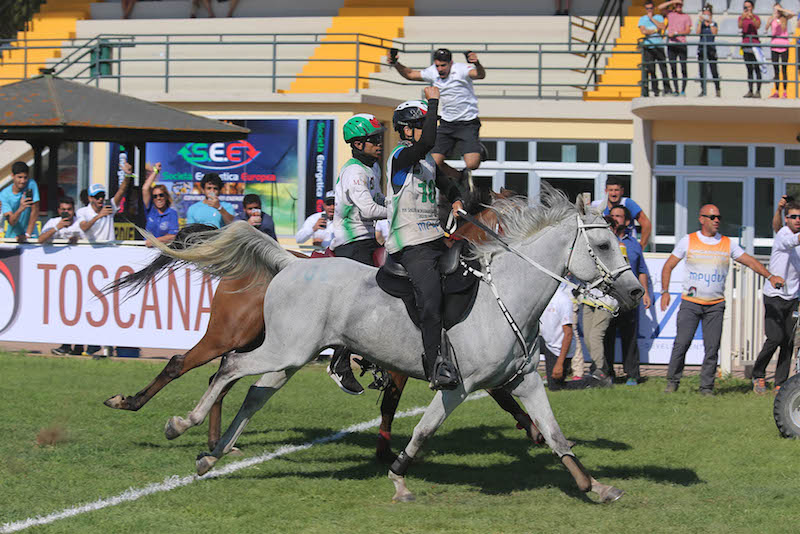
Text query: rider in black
385 86 464 390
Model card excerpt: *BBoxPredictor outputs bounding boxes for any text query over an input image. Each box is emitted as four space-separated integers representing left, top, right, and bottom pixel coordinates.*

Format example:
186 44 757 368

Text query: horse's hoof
165 416 189 440
388 471 415 503
599 486 624 503
392 491 416 503
196 453 217 476
228 446 243 457
103 395 126 410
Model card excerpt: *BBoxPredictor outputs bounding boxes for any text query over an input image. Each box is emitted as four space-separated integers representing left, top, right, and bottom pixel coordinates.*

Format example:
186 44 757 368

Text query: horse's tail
144 220 298 290
102 224 217 298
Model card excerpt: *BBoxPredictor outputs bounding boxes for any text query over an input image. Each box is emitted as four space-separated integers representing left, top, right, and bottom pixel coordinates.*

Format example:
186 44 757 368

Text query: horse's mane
467 183 580 257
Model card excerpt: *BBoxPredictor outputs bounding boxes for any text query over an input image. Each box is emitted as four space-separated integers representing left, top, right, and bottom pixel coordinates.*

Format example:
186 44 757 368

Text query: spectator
591 176 652 249
579 289 617 388
766 3 795 99
639 1 671 97
554 0 570 15
327 114 389 396
38 196 81 245
239 193 276 240
658 0 691 95
0 161 40 243
76 174 131 242
752 200 800 394
295 190 335 249
142 162 179 246
604 206 651 386
222 0 240 17
696 4 721 97
739 0 762 98
661 204 783 395
186 173 235 228
190 0 215 17
121 0 136 18
389 48 486 175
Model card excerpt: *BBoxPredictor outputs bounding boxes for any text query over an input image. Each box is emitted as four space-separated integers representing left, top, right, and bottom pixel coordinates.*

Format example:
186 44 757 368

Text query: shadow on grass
204 424 699 499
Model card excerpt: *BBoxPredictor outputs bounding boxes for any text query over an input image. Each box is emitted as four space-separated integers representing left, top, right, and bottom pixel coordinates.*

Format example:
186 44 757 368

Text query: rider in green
327 114 389 395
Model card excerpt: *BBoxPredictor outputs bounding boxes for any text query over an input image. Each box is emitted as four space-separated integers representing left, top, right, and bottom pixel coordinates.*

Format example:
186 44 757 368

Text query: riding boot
423 330 460 390
327 347 364 395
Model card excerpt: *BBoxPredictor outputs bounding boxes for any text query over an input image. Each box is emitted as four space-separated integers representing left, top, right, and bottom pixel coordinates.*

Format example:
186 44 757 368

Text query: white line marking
1 392 489 533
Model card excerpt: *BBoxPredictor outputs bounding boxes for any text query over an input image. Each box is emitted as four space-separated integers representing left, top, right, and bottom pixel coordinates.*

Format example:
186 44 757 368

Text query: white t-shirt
539 287 575 357
375 219 390 241
295 212 335 249
420 62 479 122
764 226 800 299
75 200 118 242
41 216 83 241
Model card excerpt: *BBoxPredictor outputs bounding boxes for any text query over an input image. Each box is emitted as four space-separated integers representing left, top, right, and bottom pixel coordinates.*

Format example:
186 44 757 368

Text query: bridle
567 214 632 298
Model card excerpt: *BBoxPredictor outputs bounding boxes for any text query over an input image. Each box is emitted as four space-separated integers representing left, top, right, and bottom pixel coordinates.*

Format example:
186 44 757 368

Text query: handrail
569 0 625 89
1 32 800 99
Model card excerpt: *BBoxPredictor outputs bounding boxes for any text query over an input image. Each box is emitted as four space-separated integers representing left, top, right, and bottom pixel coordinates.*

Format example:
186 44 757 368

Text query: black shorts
333 238 381 266
432 118 482 157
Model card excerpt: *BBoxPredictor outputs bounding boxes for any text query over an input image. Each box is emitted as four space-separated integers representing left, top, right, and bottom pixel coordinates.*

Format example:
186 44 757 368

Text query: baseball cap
88 183 107 197
324 190 335 201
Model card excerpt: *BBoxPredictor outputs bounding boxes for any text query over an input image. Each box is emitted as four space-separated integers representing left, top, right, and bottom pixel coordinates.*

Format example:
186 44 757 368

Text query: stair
287 0 412 93
0 0 94 85
584 0 646 100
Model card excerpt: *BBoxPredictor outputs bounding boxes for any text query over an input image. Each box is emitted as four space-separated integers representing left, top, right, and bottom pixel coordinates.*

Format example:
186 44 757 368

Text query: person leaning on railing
639 1 672 97
696 3 721 97
739 0 763 98
658 0 692 96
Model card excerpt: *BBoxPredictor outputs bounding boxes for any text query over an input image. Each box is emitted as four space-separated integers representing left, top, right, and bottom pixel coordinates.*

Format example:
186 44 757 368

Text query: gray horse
151 188 643 503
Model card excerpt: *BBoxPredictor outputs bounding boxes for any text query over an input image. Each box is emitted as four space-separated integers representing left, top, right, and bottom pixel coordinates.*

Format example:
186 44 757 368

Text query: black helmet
392 100 428 133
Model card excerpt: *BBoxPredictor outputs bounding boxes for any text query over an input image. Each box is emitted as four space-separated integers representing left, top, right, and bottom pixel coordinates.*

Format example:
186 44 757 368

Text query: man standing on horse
385 87 465 390
327 114 389 395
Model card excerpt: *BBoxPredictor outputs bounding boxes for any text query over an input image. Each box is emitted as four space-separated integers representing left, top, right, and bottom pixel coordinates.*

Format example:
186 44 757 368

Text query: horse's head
567 195 644 311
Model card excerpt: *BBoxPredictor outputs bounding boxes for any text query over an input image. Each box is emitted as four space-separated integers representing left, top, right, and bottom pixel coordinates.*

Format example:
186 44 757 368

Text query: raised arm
388 51 424 81
114 165 132 207
773 195 788 233
466 52 486 80
636 211 652 250
141 162 161 209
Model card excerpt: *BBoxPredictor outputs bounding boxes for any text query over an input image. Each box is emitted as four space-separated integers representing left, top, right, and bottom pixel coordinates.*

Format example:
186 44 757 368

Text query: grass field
1 350 799 533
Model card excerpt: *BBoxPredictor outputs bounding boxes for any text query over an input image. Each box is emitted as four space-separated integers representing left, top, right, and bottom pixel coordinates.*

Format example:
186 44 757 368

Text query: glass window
482 140 497 161
786 182 800 199
785 149 800 166
755 146 775 168
687 181 742 237
656 144 677 165
656 176 675 236
607 143 631 164
684 145 747 167
505 141 529 162
540 176 595 204
503 172 529 197
537 142 599 163
472 175 494 207
755 178 774 238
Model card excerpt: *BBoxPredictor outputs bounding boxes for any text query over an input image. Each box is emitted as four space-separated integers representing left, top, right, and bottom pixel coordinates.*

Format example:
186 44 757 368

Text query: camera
103 199 112 208
25 189 33 200
786 195 795 203
389 48 398 64
60 211 71 220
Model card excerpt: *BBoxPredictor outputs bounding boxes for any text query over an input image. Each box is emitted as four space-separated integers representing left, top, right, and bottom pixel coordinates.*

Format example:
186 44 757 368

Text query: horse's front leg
510 370 624 503
388 387 466 502
197 370 296 475
377 371 409 464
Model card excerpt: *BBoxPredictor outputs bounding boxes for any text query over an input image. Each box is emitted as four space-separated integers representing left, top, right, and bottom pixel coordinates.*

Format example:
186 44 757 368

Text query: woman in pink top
658 0 692 95
766 3 795 98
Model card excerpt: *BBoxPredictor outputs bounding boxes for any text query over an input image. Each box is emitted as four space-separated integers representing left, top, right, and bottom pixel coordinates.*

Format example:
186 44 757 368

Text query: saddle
376 239 481 330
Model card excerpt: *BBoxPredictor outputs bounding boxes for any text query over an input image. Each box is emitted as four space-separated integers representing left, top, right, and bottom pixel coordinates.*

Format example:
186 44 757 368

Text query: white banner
0 245 708 364
0 244 218 350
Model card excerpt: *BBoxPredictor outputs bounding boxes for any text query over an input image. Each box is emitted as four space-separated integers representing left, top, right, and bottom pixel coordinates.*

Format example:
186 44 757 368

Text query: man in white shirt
295 190 335 249
752 200 800 394
389 47 486 173
661 204 782 395
76 176 130 242
38 196 82 244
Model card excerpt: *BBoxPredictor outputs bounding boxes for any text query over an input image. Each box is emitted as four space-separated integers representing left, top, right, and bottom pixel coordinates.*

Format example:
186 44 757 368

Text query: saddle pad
376 260 481 330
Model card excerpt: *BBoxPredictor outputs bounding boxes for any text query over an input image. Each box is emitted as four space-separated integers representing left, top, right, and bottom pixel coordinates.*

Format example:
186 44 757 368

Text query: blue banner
304 119 335 218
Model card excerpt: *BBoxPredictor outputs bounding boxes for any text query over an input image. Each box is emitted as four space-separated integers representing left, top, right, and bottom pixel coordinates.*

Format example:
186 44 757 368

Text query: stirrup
431 359 459 390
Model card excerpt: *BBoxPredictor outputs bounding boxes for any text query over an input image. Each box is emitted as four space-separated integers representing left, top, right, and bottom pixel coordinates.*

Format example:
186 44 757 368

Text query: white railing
720 259 768 375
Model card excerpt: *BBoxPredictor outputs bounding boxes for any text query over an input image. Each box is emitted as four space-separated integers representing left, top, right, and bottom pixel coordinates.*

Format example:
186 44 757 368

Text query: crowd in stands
121 0 240 19
640 1 796 98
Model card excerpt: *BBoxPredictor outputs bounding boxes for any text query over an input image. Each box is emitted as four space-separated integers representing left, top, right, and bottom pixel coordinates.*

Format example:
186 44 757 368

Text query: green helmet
343 114 384 143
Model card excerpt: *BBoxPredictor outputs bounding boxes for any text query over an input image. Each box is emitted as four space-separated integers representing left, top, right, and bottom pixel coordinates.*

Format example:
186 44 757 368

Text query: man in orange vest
660 204 784 395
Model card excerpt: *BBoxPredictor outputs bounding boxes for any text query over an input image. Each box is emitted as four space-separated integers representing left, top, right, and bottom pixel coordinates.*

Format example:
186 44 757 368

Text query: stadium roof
0 74 249 143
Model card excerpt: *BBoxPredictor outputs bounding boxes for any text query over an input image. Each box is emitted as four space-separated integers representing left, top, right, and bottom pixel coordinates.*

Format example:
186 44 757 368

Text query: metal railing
569 0 625 87
2 31 800 99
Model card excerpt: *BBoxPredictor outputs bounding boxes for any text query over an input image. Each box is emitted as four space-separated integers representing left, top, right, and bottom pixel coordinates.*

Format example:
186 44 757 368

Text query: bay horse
103 192 542 459
148 188 642 502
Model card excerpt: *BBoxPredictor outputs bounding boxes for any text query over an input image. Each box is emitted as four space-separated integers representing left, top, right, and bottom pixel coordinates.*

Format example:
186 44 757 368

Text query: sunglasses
153 193 166 198
365 134 383 145
93 193 106 200
700 214 722 221
787 214 800 220
324 199 335 205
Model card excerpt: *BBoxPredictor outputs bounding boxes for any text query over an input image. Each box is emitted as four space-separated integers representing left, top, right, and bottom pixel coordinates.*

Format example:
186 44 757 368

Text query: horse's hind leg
197 370 296 475
387 388 466 502
510 371 623 503
487 388 544 445
376 371 409 464
207 375 241 450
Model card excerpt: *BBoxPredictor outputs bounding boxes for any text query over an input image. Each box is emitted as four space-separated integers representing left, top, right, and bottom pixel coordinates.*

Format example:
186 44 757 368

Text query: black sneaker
327 352 364 395
51 345 70 356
